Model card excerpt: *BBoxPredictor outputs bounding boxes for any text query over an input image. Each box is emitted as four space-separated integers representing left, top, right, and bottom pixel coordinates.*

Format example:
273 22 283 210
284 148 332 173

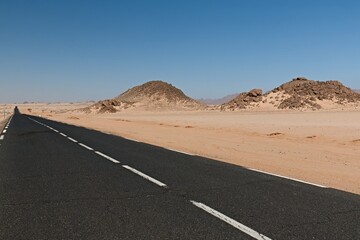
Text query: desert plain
2 102 359 195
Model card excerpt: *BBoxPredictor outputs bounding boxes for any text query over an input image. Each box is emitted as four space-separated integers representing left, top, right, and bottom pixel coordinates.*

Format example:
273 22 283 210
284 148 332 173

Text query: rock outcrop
221 89 263 110
271 77 360 110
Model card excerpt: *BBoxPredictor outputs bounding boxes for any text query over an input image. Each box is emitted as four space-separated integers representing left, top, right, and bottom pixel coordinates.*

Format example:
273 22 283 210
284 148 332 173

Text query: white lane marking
67 137 78 143
248 168 327 188
59 133 67 137
53 129 59 133
166 148 195 156
122 165 167 188
190 200 272 240
2 129 6 133
95 151 120 163
78 143 94 151
0 135 4 140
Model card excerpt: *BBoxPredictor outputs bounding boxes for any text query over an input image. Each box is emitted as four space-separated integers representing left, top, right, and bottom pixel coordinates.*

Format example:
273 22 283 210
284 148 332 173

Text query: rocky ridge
221 77 360 111
272 77 360 110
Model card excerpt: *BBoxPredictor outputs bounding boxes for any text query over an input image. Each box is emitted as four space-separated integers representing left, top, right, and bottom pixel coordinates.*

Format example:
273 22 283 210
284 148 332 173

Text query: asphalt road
0 109 359 239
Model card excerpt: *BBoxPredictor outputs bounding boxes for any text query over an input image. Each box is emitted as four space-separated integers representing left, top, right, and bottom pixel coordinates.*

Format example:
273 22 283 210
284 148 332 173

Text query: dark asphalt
0 109 359 239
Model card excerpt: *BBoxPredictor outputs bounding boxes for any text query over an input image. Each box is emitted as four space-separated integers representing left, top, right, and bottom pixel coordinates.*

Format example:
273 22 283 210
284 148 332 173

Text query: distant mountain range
197 94 239 105
353 89 360 94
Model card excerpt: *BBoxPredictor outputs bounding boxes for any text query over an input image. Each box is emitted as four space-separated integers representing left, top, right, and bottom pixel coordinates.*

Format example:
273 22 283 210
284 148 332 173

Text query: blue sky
1 0 360 103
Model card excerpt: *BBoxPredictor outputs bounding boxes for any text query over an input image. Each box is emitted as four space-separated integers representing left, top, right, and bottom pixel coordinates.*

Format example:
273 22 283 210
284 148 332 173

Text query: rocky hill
271 77 360 110
221 77 360 111
83 81 204 113
115 81 196 103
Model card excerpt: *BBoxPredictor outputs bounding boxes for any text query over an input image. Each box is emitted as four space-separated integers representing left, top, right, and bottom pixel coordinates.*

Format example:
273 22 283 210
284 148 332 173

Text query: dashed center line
67 137 78 143
95 151 120 163
0 135 4 140
78 143 94 151
190 201 272 240
122 165 167 188
25 116 277 239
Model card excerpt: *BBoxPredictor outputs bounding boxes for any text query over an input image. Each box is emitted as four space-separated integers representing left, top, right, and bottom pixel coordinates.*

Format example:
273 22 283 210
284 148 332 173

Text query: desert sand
0 118 8 132
11 102 360 195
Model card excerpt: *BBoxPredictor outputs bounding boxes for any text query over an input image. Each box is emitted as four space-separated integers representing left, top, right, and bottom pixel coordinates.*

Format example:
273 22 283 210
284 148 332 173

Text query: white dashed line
122 165 167 188
248 168 327 188
95 151 120 163
190 200 272 240
67 137 78 143
78 143 94 151
23 116 274 239
0 117 12 141
27 117 168 189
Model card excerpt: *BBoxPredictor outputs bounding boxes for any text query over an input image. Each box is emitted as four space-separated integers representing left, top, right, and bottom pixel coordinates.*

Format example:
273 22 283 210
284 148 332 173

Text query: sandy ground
5 103 360 194
0 117 9 132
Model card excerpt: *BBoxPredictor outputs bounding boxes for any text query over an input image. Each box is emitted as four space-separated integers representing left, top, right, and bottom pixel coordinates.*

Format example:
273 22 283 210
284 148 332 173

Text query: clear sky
1 0 360 103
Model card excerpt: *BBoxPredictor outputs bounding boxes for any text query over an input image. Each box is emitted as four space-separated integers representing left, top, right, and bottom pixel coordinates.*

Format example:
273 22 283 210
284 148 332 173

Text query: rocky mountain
84 81 204 113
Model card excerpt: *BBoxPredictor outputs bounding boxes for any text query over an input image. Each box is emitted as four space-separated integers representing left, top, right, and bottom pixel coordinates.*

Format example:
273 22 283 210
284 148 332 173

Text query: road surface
0 109 359 239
